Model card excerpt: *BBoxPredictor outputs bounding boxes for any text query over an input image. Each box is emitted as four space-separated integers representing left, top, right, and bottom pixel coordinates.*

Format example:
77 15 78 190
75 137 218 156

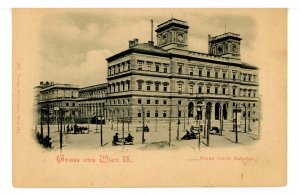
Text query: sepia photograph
12 8 287 187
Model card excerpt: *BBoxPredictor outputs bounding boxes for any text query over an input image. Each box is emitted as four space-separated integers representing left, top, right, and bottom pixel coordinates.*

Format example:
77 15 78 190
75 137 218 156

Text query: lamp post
169 106 172 147
197 102 203 149
127 109 130 133
155 106 158 132
40 104 44 138
248 106 251 132
47 104 50 137
235 104 238 143
100 103 103 146
122 109 125 145
233 104 241 143
176 105 179 140
183 106 186 132
96 103 99 133
206 103 211 146
116 108 119 132
111 108 114 130
244 104 247 133
142 105 145 144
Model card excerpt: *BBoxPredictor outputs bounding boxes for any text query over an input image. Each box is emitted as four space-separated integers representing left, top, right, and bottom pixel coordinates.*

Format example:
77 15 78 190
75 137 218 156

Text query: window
147 99 150 104
147 63 151 71
222 88 226 95
163 86 167 92
207 87 210 94
178 110 182 118
215 87 218 94
178 100 182 105
138 112 142 117
248 91 251 97
215 71 218 78
244 75 246 81
164 65 168 73
138 83 142 90
253 91 256 97
249 75 252 82
198 86 202 94
155 110 158 117
66 103 69 106
178 84 182 93
189 85 194 94
253 103 256 107
233 74 236 80
127 61 131 71
72 103 75 106
147 111 150 117
163 111 167 117
223 72 226 79
199 69 202 76
163 100 167 105
189 67 193 76
207 70 210 78
248 103 251 107
155 84 159 91
155 100 159 104
122 99 125 104
233 88 236 96
138 61 143 70
138 99 142 104
156 64 160 72
147 85 151 91
178 66 182 74
233 103 236 106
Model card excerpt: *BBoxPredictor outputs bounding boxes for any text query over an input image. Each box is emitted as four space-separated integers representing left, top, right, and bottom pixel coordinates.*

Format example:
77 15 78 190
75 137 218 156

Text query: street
34 121 259 151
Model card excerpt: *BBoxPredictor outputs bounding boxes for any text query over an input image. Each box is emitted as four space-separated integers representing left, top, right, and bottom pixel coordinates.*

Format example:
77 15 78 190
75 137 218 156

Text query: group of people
112 132 134 145
36 132 52 148
181 130 197 140
66 124 88 134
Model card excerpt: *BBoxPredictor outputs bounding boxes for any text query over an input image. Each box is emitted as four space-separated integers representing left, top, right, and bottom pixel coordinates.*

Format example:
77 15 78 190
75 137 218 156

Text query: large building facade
105 18 259 130
36 18 259 132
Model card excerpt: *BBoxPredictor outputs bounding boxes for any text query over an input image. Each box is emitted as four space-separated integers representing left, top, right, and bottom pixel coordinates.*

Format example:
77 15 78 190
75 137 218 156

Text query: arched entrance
188 102 194 117
206 102 212 119
223 103 228 120
215 102 221 120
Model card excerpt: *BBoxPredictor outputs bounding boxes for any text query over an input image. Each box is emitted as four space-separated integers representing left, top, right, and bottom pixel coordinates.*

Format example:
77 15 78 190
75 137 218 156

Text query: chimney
133 38 139 46
129 40 134 48
40 81 44 86
148 41 154 46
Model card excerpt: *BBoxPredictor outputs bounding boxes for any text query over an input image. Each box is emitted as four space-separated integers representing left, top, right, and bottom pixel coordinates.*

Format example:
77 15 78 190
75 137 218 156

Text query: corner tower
208 32 242 59
156 18 189 51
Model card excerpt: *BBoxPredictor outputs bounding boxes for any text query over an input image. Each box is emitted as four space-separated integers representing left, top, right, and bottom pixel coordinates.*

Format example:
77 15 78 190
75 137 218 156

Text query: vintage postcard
12 8 287 187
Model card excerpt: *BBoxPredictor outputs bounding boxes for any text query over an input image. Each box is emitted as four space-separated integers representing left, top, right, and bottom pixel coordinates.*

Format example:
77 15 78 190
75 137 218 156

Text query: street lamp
233 104 242 143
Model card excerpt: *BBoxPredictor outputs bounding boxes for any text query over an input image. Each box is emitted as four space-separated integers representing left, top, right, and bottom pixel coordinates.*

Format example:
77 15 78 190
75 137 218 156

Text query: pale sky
36 9 259 87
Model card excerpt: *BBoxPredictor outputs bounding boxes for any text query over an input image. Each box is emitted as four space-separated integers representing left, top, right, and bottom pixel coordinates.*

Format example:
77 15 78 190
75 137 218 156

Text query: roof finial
151 19 153 42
